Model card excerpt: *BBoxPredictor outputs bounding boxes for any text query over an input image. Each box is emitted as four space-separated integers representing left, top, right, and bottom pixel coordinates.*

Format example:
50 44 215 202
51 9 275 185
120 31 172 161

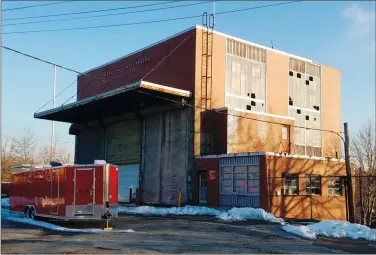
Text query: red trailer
9 163 118 221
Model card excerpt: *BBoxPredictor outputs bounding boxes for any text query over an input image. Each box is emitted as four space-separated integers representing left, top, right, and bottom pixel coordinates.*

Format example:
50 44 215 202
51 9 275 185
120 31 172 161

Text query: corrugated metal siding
219 156 260 166
220 194 260 207
76 127 105 164
219 155 260 208
106 119 140 164
142 108 189 205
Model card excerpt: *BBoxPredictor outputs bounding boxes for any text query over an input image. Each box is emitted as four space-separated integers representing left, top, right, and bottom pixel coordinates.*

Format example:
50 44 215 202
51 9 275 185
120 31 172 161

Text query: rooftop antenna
213 0 216 26
271 40 274 49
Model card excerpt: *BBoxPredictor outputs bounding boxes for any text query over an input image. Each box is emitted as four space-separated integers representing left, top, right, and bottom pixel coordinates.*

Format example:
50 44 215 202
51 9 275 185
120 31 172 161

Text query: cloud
342 4 375 38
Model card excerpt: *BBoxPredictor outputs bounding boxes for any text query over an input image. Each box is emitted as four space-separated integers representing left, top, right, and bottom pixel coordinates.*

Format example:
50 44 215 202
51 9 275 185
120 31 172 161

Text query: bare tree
1 136 16 182
351 119 376 226
37 135 73 165
13 129 37 165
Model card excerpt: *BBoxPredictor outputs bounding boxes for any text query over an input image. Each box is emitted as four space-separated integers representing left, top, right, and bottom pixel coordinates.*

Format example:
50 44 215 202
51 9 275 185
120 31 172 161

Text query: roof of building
34 80 192 123
81 25 318 76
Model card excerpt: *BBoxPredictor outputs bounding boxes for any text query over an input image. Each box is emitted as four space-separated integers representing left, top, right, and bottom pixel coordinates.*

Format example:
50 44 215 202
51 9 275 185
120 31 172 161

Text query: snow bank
282 220 376 241
119 205 221 216
119 205 284 223
1 198 9 208
217 207 284 223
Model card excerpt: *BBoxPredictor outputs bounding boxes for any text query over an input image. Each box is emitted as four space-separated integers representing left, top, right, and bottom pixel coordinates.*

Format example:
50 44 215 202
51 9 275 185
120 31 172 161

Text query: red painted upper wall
77 28 196 100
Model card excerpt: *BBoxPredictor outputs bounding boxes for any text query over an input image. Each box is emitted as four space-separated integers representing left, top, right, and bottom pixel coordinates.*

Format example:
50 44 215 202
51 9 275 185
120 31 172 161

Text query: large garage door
106 119 140 203
76 127 105 164
106 119 140 164
118 164 139 203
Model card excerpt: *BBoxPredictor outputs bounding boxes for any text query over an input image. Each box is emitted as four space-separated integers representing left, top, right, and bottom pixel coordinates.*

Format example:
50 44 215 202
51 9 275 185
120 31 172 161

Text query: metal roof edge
34 81 141 118
196 25 314 64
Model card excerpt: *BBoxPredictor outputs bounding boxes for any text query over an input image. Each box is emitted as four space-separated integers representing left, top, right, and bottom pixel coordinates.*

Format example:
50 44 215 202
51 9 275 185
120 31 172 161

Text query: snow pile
282 220 376 241
1 198 9 208
217 207 284 223
119 205 221 216
119 205 284 223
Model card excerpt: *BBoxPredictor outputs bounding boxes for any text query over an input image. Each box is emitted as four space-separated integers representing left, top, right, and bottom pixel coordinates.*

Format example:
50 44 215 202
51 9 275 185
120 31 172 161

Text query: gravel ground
1 214 375 254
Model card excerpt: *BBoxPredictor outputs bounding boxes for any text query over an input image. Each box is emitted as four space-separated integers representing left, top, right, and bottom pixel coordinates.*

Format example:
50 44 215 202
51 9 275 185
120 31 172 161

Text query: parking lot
2 213 376 254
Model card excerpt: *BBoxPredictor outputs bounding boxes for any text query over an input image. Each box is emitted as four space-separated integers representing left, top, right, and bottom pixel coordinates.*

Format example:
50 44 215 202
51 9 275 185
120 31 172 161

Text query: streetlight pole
344 122 355 223
50 65 56 162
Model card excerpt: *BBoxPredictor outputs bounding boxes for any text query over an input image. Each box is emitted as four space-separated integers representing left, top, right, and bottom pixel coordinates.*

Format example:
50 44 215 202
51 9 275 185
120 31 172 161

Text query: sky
2 1 375 157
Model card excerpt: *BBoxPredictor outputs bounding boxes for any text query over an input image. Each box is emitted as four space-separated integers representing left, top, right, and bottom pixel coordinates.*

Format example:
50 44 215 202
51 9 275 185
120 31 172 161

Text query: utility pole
344 122 355 223
50 65 56 162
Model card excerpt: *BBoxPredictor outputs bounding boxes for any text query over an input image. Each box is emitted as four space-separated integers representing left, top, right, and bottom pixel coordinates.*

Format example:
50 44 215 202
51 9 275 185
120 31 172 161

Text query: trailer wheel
24 207 30 218
29 207 35 219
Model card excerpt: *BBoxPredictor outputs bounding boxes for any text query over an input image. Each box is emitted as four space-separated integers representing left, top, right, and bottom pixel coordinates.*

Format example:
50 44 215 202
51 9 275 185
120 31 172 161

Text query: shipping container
9 163 118 221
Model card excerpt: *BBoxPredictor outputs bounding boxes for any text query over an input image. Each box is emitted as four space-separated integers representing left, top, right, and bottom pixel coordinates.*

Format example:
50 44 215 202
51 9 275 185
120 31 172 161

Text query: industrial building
35 25 350 220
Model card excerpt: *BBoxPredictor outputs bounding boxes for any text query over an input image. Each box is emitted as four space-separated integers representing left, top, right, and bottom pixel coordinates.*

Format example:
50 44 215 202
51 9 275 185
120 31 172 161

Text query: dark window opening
306 80 309 85
314 118 317 121
306 115 309 120
316 106 320 111
297 73 301 78
309 76 313 81
251 93 256 99
282 173 299 195
289 71 293 76
289 100 293 106
246 105 251 111
247 93 250 97
297 109 301 114
251 101 256 106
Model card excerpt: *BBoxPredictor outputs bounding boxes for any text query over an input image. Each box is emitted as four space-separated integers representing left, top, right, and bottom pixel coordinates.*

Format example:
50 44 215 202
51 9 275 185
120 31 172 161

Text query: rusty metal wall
142 108 190 205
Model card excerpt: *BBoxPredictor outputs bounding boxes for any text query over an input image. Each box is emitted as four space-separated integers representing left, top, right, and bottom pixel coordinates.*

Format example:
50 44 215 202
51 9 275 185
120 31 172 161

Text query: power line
2 1 72 12
3 2 211 27
3 42 344 139
2 1 302 35
3 1 179 21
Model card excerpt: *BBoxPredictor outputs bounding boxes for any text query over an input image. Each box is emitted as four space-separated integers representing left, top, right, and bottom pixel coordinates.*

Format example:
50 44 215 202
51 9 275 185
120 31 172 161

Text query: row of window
282 174 343 196
227 39 266 63
220 165 260 194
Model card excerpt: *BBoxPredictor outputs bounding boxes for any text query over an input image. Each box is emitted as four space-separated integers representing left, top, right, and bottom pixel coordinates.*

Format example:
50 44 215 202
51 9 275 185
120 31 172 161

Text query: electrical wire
2 1 72 12
2 1 179 21
2 1 302 35
2 35 344 140
35 79 77 113
3 2 211 27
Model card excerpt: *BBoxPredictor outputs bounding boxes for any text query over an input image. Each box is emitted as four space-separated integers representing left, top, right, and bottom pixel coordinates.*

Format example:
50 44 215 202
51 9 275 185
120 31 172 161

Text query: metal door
118 164 139 203
50 169 60 214
74 168 95 215
199 171 208 204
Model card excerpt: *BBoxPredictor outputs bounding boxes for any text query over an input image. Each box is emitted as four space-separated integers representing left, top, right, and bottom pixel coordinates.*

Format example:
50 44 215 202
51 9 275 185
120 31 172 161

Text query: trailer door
74 168 95 216
50 169 60 214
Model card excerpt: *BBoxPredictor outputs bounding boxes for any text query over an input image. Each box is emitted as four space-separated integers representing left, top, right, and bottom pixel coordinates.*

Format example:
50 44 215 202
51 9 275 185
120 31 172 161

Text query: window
220 166 232 193
246 105 251 110
306 175 321 195
306 115 310 120
306 80 309 85
309 76 313 81
328 177 343 196
247 166 260 193
282 174 299 195
297 109 301 114
251 101 256 106
282 127 288 140
220 165 260 194
251 93 256 99
252 66 261 78
289 71 293 76
297 73 301 79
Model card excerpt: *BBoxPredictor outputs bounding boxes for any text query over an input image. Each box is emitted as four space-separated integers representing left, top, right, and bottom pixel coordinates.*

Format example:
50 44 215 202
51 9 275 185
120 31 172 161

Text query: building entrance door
199 171 208 204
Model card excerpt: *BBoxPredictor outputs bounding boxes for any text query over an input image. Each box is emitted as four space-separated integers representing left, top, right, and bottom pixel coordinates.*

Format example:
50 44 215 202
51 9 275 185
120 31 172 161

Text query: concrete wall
321 65 342 158
141 108 190 205
266 155 350 221
77 29 196 100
